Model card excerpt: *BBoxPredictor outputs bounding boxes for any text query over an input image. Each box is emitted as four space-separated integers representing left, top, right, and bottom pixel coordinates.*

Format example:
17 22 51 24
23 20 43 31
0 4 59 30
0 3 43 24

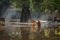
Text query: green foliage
40 0 60 12
0 0 60 12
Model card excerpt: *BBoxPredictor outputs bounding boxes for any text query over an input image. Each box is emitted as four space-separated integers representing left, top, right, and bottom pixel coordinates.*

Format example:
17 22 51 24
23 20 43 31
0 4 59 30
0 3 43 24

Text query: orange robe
32 22 36 32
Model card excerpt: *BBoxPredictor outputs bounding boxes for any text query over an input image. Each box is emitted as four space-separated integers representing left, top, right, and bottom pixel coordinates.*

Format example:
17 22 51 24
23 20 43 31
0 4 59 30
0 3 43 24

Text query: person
53 16 57 22
0 18 5 32
32 21 36 32
37 20 41 32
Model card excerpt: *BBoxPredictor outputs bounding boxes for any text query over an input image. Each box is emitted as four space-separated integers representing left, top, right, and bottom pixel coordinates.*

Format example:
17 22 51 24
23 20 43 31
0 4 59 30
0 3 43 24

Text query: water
0 6 52 40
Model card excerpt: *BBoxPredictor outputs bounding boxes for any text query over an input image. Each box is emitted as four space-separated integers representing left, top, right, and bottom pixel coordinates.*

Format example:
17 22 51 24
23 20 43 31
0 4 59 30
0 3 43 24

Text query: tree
40 0 60 13
0 0 11 17
20 2 31 40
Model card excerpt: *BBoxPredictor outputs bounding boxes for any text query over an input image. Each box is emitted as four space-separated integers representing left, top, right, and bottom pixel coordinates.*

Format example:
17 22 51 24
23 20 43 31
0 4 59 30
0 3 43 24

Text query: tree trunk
0 0 10 17
20 3 31 40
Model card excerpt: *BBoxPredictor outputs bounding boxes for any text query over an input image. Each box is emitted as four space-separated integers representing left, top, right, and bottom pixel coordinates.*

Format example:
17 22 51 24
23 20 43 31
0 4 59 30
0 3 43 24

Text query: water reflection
0 6 60 40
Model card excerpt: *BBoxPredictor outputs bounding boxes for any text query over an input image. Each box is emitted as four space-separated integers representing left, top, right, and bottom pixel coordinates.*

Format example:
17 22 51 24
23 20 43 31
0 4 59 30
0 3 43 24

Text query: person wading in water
37 20 41 32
